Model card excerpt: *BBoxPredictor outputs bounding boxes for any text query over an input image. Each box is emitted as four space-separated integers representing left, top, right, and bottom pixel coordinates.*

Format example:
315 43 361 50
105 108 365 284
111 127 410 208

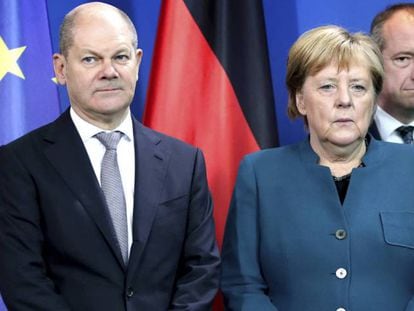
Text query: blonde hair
286 25 384 121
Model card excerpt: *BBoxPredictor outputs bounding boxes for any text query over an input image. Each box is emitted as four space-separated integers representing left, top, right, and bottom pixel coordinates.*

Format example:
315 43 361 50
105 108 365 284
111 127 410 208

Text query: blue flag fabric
0 0 60 146
0 0 60 308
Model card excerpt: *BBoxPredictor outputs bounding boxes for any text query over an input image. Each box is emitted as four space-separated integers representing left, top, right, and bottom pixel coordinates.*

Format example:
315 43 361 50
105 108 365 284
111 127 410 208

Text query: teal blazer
222 137 414 311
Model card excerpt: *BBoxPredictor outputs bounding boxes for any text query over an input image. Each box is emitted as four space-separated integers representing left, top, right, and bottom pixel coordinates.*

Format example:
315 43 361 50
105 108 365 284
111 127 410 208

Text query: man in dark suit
0 2 220 310
369 4 414 143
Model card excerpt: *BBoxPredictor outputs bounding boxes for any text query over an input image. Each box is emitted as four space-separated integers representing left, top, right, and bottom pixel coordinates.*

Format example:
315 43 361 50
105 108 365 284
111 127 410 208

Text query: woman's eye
351 84 366 92
320 84 335 91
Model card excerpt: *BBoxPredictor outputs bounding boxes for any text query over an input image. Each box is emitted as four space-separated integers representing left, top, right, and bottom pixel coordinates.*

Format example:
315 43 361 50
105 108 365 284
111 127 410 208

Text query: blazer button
335 268 347 279
335 229 347 240
126 287 134 298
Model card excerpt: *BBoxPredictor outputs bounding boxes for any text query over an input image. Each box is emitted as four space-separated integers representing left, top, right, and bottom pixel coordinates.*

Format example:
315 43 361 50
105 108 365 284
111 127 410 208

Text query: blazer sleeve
221 157 278 311
0 146 71 311
169 148 221 310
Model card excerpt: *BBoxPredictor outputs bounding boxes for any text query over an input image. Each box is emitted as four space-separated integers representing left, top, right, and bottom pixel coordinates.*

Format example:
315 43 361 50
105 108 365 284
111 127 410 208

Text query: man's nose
100 60 119 79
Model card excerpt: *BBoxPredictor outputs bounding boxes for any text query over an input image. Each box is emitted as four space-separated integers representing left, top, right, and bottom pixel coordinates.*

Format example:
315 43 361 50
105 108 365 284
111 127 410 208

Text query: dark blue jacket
0 110 220 311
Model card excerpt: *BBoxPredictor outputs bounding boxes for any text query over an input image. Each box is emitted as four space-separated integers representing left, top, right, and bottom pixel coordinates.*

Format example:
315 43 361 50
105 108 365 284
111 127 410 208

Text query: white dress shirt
70 108 135 256
374 106 414 143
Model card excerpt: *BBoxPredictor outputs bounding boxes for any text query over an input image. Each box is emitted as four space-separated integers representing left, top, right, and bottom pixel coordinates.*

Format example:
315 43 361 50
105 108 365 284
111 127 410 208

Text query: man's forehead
71 20 132 42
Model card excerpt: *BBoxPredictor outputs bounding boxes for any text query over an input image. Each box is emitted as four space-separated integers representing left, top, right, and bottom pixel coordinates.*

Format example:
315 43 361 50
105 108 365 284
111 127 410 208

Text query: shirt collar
374 105 414 140
70 107 134 143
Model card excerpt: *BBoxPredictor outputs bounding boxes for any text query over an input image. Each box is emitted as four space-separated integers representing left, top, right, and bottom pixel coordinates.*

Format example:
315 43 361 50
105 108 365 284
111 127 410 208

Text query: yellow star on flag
0 36 26 81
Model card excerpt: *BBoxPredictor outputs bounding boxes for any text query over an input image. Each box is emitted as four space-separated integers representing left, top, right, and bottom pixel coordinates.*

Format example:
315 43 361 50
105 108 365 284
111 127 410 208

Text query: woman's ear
296 91 306 116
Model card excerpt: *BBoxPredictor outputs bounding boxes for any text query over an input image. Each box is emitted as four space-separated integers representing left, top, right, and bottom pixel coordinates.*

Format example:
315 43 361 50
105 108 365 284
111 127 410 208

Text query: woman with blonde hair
221 25 414 310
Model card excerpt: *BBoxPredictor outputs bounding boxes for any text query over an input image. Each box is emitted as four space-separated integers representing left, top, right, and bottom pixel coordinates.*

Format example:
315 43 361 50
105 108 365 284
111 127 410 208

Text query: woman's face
296 62 375 147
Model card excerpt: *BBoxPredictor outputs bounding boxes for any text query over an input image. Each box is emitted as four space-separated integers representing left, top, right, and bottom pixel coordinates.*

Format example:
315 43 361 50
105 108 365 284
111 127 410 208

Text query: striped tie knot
95 131 123 150
396 126 414 144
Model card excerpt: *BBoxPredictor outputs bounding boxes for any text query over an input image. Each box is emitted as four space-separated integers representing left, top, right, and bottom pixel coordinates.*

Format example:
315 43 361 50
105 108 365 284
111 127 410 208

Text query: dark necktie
95 131 128 264
396 126 414 144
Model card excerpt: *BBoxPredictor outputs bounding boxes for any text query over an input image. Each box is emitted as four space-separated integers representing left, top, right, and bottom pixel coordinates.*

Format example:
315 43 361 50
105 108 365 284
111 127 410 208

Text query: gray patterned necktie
95 131 128 264
396 126 414 144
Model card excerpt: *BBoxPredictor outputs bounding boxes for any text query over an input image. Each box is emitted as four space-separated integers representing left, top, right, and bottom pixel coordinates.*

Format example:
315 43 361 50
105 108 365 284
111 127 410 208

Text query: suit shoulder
374 139 414 161
235 143 304 183
1 122 53 154
138 123 199 154
244 142 301 165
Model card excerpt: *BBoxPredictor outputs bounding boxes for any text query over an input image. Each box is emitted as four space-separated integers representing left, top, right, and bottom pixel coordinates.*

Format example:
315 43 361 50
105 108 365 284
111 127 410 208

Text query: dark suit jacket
0 110 220 311
221 137 414 310
369 120 382 140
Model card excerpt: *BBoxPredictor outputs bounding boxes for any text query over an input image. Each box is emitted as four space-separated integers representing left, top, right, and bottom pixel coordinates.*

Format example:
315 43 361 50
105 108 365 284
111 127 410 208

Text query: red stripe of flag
144 0 263 248
144 1 278 309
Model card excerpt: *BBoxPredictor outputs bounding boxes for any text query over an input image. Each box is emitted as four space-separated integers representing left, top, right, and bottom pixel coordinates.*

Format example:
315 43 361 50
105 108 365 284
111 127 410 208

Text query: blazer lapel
42 111 126 269
127 120 168 277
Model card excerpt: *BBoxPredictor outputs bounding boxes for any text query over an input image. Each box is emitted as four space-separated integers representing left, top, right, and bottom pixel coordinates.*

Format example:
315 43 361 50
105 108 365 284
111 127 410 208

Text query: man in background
0 2 220 310
370 3 414 144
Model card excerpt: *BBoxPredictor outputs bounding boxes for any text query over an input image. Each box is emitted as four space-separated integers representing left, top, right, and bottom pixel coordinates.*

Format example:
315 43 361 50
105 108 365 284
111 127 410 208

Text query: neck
311 137 366 177
72 106 129 130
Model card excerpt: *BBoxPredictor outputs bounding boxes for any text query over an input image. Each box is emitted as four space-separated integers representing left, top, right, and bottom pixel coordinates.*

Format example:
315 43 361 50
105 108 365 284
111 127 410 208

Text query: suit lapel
42 111 126 269
369 120 382 140
127 120 168 277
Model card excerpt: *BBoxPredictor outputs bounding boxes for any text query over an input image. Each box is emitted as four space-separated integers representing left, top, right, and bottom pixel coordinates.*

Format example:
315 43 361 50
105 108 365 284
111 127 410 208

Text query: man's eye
115 55 129 62
82 57 96 64
393 56 412 68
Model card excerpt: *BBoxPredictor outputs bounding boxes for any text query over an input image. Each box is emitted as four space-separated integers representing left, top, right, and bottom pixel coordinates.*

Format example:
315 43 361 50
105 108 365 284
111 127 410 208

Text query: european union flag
0 0 60 146
0 0 60 308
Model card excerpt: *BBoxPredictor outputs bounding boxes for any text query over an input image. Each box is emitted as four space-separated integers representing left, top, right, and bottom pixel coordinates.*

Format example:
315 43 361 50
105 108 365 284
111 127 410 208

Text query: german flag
144 0 278 251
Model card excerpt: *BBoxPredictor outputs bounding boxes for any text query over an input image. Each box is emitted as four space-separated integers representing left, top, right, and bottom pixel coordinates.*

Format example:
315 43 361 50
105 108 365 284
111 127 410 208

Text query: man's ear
296 91 306 116
135 48 143 81
53 53 67 85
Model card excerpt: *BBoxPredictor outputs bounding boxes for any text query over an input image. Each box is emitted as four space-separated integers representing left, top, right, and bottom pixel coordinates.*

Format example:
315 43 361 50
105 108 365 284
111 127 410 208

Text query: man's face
379 11 414 122
54 11 142 128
